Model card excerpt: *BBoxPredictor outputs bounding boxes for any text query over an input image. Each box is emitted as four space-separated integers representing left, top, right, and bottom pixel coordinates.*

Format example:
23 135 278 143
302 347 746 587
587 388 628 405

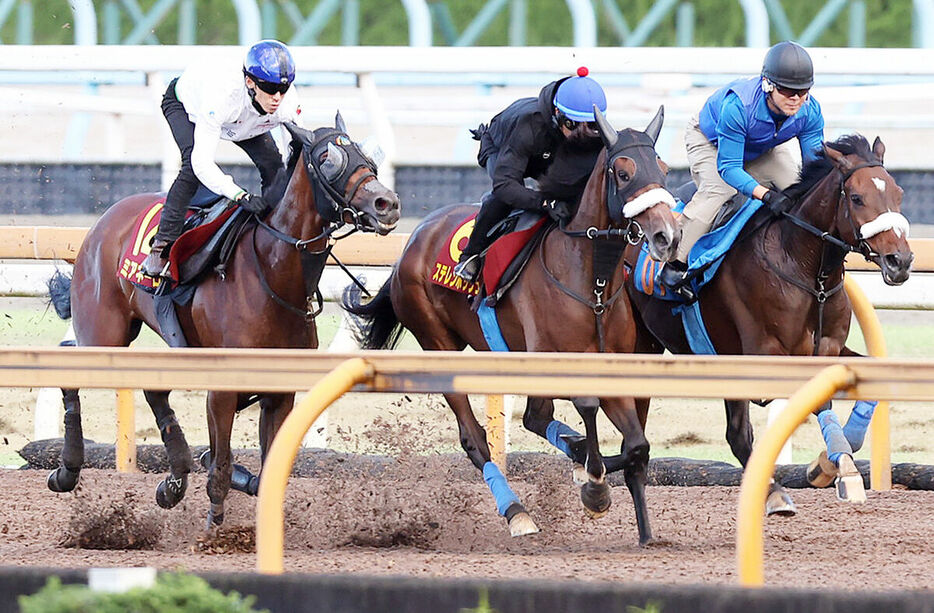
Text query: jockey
141 39 304 278
658 40 825 300
452 67 607 281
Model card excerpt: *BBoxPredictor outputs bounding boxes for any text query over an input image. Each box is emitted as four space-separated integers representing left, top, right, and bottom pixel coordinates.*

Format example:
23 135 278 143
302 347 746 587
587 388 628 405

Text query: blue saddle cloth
633 197 764 301
632 196 765 355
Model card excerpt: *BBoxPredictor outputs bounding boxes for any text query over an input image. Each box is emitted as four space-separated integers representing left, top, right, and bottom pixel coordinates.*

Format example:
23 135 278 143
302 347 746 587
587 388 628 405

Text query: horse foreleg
808 401 866 503
724 399 795 516
571 396 611 520
443 392 538 537
522 397 586 479
602 397 653 545
205 391 237 527
144 390 192 509
47 388 83 493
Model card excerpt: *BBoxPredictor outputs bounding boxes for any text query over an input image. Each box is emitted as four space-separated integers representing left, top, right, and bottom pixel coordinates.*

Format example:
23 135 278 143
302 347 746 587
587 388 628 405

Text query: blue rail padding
843 400 878 452
477 302 509 352
817 409 851 465
545 420 580 458
482 461 519 517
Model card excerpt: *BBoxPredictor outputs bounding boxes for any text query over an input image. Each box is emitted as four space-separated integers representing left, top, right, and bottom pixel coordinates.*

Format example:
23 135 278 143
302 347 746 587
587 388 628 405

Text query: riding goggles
774 84 810 99
558 113 598 132
253 79 291 96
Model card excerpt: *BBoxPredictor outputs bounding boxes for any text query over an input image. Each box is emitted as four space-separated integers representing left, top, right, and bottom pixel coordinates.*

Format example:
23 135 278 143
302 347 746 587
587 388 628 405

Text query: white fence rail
2 46 934 172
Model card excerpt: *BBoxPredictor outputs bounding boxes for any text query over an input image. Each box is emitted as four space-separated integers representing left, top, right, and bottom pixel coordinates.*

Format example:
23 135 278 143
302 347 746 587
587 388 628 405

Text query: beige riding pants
676 115 801 261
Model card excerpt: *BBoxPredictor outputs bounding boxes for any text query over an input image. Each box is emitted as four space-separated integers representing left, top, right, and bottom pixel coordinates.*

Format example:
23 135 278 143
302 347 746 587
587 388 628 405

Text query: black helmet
761 41 813 89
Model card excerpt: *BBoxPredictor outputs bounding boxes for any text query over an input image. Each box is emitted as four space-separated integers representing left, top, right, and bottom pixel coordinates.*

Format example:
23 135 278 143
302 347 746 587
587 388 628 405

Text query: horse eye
618 171 631 182
850 193 863 206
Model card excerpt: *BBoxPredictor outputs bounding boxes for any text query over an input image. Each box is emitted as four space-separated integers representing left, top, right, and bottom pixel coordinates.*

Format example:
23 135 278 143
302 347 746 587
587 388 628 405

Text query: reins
764 160 882 354
247 130 380 320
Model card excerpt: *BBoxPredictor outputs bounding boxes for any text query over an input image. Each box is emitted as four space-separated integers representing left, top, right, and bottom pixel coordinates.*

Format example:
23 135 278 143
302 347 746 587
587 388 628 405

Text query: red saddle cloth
118 198 236 290
430 213 546 297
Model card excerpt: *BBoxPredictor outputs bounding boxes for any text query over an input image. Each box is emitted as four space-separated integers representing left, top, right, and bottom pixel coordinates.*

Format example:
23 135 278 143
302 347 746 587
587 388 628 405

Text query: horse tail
340 273 404 350
47 270 72 320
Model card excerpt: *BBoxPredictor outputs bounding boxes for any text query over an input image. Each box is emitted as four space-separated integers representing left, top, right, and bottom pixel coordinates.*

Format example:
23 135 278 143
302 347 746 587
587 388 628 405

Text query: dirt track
2 460 933 590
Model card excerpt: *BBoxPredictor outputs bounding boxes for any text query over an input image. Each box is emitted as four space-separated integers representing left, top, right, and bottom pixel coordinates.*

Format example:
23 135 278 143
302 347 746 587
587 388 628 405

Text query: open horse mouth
878 251 913 286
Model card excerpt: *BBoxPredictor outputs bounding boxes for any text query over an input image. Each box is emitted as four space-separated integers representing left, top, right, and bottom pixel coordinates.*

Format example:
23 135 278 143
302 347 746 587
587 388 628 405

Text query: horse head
824 135 912 285
284 114 400 235
592 106 680 262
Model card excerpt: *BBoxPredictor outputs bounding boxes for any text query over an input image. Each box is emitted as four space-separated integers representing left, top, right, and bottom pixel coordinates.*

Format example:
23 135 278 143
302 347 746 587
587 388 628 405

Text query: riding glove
543 199 572 224
237 192 268 214
761 190 792 216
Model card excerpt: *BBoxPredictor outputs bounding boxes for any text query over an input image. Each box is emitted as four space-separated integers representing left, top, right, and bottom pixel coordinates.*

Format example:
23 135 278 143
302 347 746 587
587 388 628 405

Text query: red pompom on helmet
577 66 589 77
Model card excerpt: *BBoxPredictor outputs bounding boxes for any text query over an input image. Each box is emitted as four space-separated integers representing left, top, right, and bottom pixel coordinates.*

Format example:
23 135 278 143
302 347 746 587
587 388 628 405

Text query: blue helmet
243 39 295 87
554 67 607 122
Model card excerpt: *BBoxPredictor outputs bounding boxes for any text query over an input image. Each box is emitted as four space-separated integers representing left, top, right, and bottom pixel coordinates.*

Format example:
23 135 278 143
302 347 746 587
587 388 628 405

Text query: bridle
542 131 674 351
764 158 884 354
251 128 382 320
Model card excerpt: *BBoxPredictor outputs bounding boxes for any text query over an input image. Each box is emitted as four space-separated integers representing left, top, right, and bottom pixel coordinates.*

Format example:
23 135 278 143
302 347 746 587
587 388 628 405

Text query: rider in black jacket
453 67 608 281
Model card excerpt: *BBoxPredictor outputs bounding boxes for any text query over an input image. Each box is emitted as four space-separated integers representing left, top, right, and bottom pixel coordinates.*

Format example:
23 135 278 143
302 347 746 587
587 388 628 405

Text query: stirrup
453 254 481 282
658 263 695 301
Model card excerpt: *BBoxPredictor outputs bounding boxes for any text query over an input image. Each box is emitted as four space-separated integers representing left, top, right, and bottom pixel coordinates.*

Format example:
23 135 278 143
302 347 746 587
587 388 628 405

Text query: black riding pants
461 153 514 259
156 78 285 244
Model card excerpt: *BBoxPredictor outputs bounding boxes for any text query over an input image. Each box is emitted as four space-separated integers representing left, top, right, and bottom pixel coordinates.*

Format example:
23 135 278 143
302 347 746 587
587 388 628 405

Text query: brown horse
46 117 400 526
625 134 912 513
343 108 680 543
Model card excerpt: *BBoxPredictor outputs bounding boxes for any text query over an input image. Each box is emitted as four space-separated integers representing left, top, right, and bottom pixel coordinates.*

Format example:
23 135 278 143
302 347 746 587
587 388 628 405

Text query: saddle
431 209 549 305
119 190 252 293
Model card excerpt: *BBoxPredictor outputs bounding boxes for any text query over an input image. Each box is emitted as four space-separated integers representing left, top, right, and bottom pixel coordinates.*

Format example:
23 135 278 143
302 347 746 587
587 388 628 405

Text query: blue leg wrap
545 420 580 459
482 461 520 517
843 400 877 452
817 410 851 465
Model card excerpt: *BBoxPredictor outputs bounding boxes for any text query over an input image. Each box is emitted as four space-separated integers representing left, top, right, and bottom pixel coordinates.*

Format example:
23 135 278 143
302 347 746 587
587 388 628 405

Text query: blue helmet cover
554 67 607 122
244 39 296 86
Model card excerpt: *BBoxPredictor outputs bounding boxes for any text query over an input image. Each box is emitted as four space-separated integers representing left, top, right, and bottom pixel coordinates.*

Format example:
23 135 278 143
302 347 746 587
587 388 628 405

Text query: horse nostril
884 253 902 269
653 231 670 250
375 197 391 212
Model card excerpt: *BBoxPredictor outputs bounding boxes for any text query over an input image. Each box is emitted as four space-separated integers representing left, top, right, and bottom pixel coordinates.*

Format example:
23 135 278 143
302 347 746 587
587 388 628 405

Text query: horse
46 116 401 526
343 107 680 544
625 133 912 513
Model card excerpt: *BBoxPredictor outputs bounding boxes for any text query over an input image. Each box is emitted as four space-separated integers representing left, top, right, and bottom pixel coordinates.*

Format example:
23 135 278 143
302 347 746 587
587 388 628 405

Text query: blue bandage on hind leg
843 400 877 452
817 409 851 465
545 420 580 459
483 462 519 516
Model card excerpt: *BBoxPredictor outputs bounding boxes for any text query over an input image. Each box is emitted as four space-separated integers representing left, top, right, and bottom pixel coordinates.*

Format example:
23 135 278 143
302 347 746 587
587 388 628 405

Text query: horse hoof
206 503 225 528
765 490 797 517
580 479 612 517
199 449 212 470
572 463 587 485
47 466 79 493
835 455 867 504
806 451 836 488
155 474 188 509
508 512 540 537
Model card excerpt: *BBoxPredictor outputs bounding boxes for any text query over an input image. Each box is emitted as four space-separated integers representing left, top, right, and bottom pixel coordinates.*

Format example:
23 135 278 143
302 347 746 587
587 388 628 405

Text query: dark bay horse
344 108 680 543
46 117 400 526
626 134 912 513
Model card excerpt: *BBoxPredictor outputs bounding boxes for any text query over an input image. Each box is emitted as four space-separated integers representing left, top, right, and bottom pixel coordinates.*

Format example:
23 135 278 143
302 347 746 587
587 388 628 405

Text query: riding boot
657 260 695 301
141 238 172 278
453 194 507 281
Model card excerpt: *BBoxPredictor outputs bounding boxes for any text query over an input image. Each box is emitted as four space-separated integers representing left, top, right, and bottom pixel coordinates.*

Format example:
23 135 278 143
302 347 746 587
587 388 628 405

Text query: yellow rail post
485 395 506 467
256 358 373 574
844 274 891 490
736 364 855 586
115 389 136 473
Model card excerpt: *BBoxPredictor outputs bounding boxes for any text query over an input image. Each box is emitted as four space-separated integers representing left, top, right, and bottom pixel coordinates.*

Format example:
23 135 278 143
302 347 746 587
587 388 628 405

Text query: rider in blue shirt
659 41 825 300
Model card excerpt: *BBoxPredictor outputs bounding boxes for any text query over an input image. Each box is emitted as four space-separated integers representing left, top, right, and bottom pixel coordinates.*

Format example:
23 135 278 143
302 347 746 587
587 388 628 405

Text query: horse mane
784 134 876 201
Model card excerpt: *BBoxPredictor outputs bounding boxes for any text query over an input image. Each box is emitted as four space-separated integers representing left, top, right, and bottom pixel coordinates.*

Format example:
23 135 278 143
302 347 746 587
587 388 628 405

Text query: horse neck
265 166 328 246
778 170 844 273
564 151 611 234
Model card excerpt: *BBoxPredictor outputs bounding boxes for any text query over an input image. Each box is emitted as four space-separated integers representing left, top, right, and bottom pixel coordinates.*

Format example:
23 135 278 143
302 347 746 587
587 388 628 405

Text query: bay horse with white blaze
47 117 400 526
625 134 912 513
344 108 680 544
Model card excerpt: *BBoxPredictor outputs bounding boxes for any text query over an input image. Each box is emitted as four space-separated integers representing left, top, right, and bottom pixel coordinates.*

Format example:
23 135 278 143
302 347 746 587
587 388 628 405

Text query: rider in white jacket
142 39 304 278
